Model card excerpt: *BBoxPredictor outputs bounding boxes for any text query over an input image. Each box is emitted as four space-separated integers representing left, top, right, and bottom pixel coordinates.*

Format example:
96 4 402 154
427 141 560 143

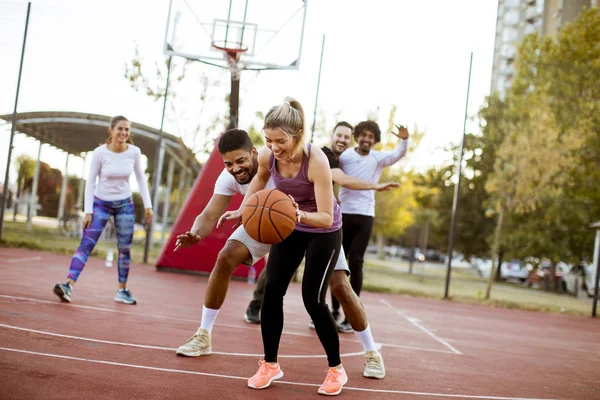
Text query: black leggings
332 214 374 314
261 228 342 367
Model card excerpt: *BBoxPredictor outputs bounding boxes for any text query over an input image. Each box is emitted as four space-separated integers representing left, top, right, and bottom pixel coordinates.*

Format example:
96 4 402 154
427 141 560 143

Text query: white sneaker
176 328 212 356
363 350 385 379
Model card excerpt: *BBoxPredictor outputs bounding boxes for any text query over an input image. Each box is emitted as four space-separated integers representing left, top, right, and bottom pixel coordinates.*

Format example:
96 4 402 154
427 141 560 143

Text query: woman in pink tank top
218 97 347 395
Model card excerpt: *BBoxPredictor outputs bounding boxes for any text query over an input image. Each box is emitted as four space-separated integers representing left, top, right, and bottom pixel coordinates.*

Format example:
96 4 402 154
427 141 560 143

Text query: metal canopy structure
0 111 200 172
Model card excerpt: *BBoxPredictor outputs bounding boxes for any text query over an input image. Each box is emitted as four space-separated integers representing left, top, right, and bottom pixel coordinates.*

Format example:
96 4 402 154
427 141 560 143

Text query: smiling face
331 125 352 157
109 120 131 145
356 129 376 155
222 148 258 184
264 128 297 161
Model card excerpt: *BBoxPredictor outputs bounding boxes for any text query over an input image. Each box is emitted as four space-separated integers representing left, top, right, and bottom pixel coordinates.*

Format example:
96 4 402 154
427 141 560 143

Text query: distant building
489 0 596 98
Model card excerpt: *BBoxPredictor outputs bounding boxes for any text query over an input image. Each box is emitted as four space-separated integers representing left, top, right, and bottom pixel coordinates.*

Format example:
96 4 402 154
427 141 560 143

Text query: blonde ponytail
264 97 306 159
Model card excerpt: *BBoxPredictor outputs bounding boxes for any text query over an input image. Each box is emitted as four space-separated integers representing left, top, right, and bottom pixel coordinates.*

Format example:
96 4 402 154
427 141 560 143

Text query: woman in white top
53 116 153 305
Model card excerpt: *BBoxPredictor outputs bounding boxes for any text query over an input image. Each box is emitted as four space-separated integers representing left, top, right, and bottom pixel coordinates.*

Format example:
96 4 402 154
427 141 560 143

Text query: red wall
155 145 266 278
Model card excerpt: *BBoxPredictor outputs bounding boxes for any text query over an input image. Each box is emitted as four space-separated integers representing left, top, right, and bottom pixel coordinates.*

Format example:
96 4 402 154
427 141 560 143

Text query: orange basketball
242 188 297 244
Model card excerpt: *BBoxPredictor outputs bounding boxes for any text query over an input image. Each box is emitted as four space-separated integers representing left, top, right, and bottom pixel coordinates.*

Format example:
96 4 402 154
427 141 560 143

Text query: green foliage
247 125 264 147
481 9 600 294
15 154 35 185
373 169 417 238
371 115 425 243
123 45 227 159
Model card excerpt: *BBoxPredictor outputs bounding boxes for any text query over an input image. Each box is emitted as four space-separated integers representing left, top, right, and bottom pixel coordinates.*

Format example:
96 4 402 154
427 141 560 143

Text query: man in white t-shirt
333 121 409 326
174 128 387 379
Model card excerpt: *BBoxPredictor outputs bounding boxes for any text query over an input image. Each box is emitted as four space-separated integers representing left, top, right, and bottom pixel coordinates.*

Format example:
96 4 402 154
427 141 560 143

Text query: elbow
322 214 334 229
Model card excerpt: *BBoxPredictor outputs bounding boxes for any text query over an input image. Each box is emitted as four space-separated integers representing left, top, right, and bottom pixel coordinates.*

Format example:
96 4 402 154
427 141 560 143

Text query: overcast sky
0 0 498 189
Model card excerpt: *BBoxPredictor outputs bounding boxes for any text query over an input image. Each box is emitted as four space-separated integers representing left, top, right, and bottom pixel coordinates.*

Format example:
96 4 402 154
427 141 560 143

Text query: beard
234 158 258 184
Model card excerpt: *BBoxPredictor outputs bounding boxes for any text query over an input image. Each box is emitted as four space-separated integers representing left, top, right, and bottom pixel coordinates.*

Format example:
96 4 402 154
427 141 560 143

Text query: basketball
242 189 297 244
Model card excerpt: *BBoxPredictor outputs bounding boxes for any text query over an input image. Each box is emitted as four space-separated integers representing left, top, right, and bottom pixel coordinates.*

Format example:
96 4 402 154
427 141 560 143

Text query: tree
124 46 227 164
484 10 600 297
371 111 425 256
14 154 35 217
373 169 418 258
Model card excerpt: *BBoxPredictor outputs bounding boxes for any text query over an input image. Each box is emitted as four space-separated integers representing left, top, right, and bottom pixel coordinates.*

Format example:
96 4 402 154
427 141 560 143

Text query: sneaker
363 350 386 379
244 305 260 324
114 289 137 305
176 328 211 356
308 320 315 330
248 360 284 389
53 283 72 303
337 320 353 333
317 366 348 396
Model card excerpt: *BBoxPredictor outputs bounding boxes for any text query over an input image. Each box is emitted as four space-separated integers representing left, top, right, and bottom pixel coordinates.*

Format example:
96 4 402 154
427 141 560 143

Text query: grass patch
363 260 592 317
1 220 594 317
1 220 161 264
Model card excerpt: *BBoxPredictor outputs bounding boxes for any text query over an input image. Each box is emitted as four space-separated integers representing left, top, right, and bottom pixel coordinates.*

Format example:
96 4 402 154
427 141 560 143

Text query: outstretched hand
374 182 400 191
217 209 242 229
174 231 201 252
392 124 409 140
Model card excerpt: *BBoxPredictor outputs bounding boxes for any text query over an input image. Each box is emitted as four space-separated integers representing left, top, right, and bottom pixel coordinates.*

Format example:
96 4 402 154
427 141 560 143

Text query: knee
301 286 325 313
330 273 353 302
214 247 241 276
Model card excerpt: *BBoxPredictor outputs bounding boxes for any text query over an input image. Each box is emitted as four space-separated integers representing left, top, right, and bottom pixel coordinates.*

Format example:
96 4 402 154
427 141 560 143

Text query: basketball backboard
164 0 307 71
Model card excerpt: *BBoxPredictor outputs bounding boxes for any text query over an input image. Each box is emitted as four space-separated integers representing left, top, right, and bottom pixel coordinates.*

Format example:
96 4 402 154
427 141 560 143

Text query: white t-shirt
338 139 408 216
84 144 152 213
214 168 275 197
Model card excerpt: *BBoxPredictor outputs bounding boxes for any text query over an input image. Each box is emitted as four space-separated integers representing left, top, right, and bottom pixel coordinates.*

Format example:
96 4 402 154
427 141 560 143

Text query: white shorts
333 246 350 274
227 225 349 274
227 225 271 266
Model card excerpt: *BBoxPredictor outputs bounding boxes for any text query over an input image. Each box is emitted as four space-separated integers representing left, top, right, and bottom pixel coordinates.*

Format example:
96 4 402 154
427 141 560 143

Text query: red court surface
1 247 599 399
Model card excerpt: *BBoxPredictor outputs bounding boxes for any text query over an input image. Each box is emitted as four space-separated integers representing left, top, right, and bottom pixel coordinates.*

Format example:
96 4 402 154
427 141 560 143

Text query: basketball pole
0 2 31 241
144 54 172 264
443 52 473 300
228 74 241 130
310 35 326 143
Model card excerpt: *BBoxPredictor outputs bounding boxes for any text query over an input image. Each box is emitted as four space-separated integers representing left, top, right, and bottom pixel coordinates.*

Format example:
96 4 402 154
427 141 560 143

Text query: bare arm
175 194 231 251
331 168 400 191
303 147 335 228
190 194 232 237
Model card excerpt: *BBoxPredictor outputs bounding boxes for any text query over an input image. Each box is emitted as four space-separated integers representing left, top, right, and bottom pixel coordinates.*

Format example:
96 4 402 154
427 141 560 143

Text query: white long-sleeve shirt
338 139 408 217
84 144 152 213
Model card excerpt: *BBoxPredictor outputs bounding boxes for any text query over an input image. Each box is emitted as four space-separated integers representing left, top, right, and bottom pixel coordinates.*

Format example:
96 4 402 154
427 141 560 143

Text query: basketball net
223 51 244 81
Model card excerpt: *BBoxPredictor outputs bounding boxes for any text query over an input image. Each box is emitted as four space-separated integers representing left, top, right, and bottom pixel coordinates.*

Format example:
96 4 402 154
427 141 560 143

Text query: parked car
526 261 567 290
471 257 492 277
501 260 529 282
425 249 445 263
563 263 597 297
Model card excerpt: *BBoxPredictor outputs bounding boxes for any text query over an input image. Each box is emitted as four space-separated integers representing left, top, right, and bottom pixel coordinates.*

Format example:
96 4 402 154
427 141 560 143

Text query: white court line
380 298 463 355
0 323 367 359
0 347 556 400
0 294 455 354
5 256 42 263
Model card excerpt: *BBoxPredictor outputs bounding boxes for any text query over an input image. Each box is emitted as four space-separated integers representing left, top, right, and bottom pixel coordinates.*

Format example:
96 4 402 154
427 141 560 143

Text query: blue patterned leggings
68 197 135 283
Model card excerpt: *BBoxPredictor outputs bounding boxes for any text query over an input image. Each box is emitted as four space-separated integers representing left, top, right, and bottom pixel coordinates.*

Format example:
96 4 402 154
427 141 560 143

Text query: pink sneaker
248 360 284 389
317 366 348 396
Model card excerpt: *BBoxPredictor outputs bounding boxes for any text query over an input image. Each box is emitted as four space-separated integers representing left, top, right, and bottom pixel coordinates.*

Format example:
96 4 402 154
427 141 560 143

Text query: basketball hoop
212 40 248 80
